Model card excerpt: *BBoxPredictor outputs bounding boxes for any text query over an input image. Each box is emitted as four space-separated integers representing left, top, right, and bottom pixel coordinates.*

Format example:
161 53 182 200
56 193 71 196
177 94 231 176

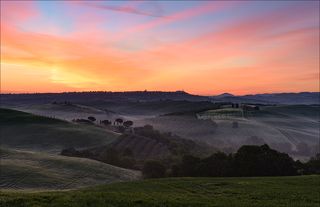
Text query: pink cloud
81 1 164 17
0 1 38 22
113 1 240 42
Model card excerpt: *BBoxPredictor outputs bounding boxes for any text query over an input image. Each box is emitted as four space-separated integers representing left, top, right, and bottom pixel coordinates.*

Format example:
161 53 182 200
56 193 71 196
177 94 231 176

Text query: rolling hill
0 147 140 190
0 108 118 152
0 109 141 190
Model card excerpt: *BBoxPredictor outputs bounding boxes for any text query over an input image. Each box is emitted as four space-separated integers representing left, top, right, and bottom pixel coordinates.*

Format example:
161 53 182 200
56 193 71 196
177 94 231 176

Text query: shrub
123 120 133 128
88 116 96 122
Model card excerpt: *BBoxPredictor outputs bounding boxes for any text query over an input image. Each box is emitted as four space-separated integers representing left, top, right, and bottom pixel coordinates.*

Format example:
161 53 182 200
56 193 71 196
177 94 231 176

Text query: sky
1 0 319 95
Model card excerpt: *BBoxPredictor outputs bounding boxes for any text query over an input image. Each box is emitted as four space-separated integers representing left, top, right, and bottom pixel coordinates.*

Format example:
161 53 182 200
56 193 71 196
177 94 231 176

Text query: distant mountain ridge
1 91 319 105
214 93 235 98
0 91 209 106
211 92 319 105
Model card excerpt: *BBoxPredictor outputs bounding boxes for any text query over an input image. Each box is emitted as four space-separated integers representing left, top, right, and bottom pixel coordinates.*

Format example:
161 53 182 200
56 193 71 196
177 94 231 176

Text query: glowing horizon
1 1 319 95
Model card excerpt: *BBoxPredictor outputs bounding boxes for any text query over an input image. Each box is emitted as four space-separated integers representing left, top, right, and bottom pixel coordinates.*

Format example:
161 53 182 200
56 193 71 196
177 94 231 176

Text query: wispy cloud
81 1 165 18
113 1 238 42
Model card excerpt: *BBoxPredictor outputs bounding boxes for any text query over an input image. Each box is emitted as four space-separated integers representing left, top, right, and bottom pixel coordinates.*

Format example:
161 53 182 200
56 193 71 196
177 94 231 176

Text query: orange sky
1 1 319 95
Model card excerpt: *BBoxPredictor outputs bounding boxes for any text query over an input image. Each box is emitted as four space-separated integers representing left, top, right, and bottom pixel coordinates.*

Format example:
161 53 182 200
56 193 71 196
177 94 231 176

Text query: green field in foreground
1 175 319 207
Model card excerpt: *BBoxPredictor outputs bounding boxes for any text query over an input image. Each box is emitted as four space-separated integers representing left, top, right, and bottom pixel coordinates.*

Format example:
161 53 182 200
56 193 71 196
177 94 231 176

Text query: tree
198 152 232 177
233 144 297 176
115 118 123 125
180 155 201 177
73 119 94 125
171 164 182 177
88 116 96 122
142 160 166 178
101 119 112 126
123 120 133 128
305 153 320 174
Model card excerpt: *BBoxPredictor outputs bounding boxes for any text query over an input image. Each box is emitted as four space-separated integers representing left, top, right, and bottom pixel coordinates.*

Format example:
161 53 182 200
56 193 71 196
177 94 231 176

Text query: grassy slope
1 175 319 207
0 108 141 190
0 148 140 190
0 108 118 152
10 103 118 122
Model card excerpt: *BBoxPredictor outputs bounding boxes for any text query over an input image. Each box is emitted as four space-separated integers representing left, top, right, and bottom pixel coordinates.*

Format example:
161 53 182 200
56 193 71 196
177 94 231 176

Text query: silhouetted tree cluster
111 118 134 133
88 116 96 122
304 153 320 174
171 145 302 177
72 118 94 125
52 101 72 105
62 143 320 177
115 118 123 125
123 120 133 128
100 119 112 126
233 145 296 176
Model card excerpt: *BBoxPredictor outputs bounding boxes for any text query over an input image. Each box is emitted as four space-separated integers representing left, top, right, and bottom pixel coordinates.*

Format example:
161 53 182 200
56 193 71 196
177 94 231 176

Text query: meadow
1 175 319 207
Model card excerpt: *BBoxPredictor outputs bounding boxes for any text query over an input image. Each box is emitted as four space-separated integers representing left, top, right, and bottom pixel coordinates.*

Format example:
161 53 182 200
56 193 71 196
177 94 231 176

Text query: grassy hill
8 103 118 122
0 109 140 190
0 108 118 152
1 175 319 207
0 147 140 190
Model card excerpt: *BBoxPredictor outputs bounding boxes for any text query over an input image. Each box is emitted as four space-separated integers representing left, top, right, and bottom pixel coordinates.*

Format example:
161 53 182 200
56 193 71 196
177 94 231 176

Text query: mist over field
2 92 319 159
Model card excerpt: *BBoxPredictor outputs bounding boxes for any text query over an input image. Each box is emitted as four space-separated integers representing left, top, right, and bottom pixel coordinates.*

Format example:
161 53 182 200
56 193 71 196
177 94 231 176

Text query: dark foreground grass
1 175 319 207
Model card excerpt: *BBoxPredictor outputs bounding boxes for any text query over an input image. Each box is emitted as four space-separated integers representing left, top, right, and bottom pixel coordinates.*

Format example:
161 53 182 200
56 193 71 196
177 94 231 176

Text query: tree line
142 144 320 178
